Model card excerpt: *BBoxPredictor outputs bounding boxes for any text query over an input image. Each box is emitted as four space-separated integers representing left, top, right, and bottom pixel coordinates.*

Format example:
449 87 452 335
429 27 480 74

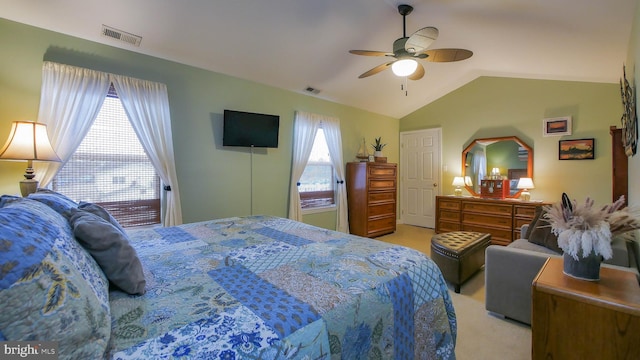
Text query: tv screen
223 110 280 148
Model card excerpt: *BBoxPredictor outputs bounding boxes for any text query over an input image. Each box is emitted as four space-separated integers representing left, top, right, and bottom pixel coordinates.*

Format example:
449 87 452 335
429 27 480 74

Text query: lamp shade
452 176 465 187
517 177 534 190
0 121 60 162
464 176 473 186
391 58 418 77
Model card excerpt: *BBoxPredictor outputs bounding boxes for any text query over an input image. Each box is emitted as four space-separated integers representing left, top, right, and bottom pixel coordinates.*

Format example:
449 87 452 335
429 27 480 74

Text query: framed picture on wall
559 138 595 160
543 116 572 136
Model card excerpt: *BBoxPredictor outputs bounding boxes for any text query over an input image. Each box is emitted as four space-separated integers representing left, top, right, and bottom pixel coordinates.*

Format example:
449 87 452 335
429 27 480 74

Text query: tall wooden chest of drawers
346 162 397 238
435 196 547 246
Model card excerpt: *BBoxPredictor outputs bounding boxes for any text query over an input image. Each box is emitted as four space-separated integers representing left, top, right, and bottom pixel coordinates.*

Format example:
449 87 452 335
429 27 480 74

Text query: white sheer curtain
288 111 348 233
472 147 487 191
112 75 182 226
36 62 110 185
35 61 182 226
321 117 348 233
288 111 320 222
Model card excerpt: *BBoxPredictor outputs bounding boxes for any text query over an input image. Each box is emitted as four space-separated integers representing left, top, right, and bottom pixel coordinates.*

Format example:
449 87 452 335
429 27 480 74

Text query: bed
0 191 457 359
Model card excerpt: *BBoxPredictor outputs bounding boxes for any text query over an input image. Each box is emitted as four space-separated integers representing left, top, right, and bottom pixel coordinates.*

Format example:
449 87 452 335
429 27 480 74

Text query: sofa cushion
525 206 562 253
508 238 562 255
69 208 146 295
0 197 110 359
603 234 631 267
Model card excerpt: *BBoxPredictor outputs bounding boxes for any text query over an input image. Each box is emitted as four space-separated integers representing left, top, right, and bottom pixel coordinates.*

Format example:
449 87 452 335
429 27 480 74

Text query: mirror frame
461 136 533 198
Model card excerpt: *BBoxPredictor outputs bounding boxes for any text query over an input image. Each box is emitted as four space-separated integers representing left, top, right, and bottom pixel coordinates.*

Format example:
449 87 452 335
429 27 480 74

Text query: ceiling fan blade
349 50 393 57
358 61 395 78
405 27 439 54
408 62 425 80
423 48 473 62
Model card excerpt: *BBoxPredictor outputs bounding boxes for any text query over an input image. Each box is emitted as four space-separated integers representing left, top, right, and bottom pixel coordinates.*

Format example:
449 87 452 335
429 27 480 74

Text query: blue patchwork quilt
108 216 457 359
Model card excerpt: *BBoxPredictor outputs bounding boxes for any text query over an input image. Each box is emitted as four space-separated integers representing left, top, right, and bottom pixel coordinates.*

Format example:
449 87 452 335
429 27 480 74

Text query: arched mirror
461 136 533 198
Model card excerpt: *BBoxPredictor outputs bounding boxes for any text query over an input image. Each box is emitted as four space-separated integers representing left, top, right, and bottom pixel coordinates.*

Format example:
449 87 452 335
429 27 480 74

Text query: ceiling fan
349 4 472 80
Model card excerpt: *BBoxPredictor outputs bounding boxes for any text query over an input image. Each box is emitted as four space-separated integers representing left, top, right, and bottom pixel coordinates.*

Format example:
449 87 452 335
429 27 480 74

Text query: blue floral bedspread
108 216 456 359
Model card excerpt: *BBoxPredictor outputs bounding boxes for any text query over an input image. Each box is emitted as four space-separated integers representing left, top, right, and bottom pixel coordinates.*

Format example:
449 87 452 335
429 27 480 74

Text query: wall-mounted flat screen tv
223 110 280 148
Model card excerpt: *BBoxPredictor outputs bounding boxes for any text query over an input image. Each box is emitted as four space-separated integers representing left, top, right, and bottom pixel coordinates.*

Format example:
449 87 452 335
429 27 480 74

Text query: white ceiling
1 0 637 118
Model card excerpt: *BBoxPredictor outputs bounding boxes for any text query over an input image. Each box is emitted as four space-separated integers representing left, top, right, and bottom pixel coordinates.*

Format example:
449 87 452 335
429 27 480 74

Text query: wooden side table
532 258 640 359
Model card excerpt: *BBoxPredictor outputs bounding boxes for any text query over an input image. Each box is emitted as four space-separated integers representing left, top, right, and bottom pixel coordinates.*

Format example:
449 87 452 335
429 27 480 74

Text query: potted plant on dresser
371 137 387 162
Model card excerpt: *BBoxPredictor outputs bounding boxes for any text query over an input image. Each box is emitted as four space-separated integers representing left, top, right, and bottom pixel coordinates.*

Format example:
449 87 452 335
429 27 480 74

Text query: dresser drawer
462 212 512 229
369 165 397 178
368 202 395 218
462 224 512 245
369 179 396 190
368 191 395 203
438 198 461 211
462 202 513 216
368 216 396 236
439 210 460 222
438 221 461 232
515 217 532 229
514 205 537 218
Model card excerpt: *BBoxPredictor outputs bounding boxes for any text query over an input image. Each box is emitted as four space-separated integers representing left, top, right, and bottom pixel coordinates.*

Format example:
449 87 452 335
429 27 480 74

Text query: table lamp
452 176 465 196
0 121 61 196
517 177 534 201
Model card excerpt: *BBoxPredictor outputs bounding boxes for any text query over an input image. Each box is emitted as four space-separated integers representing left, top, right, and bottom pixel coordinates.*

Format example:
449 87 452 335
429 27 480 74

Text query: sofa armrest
485 245 556 324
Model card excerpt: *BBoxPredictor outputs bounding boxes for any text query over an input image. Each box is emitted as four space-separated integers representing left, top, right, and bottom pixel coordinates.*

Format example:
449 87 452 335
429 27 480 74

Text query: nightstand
531 257 640 359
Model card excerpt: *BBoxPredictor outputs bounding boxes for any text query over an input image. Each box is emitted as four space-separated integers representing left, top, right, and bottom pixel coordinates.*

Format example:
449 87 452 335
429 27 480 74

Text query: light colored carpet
450 292 531 359
378 224 532 359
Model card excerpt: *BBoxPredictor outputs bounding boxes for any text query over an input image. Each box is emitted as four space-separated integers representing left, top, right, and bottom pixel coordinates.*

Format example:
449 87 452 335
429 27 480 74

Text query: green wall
0 19 399 229
400 77 621 205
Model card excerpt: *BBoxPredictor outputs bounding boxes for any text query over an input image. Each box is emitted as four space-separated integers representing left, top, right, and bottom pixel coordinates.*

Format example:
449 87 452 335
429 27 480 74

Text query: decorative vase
562 251 602 281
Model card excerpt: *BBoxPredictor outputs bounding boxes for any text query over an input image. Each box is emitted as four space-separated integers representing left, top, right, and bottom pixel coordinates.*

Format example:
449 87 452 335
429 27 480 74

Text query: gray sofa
485 225 640 325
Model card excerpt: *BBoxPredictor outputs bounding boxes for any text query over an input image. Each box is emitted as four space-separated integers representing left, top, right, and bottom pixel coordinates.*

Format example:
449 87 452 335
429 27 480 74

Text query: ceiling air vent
101 25 142 47
304 86 321 95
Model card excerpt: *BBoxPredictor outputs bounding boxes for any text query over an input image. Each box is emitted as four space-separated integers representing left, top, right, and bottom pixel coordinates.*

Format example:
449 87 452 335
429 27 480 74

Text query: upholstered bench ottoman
431 231 491 293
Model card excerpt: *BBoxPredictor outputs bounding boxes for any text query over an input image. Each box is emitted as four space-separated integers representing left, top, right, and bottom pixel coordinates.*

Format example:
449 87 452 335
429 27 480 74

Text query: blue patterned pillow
0 197 111 358
26 189 78 216
0 194 21 208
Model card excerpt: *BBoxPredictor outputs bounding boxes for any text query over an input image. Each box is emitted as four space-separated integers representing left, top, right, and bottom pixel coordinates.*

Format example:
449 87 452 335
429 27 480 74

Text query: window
52 85 161 227
298 128 335 209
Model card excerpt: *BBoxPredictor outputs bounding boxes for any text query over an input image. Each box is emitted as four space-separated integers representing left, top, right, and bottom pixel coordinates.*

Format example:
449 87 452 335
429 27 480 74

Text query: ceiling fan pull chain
401 77 408 96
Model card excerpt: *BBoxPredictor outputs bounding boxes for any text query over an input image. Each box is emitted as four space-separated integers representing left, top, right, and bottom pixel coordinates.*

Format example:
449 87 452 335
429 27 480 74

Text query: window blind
53 86 161 227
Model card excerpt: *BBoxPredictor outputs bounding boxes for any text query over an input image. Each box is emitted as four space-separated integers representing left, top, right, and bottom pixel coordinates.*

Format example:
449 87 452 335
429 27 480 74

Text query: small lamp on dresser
517 177 534 201
0 121 61 196
452 176 465 196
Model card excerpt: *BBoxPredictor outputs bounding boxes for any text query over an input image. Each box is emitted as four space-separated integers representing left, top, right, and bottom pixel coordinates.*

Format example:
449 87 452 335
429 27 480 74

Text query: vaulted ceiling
1 0 637 118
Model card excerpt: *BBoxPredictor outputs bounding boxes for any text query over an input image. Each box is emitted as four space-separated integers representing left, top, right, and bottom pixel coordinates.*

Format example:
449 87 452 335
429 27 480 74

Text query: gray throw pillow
78 201 127 234
525 206 562 254
69 208 146 295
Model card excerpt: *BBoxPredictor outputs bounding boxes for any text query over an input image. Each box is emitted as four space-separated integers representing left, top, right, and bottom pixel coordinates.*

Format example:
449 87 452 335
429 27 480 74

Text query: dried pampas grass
544 195 640 260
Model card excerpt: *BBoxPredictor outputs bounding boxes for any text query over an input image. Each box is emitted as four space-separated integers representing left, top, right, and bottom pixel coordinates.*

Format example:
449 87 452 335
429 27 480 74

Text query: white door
400 128 441 228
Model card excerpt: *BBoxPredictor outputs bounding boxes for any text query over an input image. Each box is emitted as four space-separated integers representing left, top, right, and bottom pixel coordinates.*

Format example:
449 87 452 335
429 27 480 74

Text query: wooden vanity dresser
435 195 548 245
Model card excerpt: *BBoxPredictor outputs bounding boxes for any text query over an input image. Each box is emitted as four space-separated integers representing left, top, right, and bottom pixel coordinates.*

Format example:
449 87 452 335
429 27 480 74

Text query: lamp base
20 179 38 197
520 190 531 202
454 188 462 196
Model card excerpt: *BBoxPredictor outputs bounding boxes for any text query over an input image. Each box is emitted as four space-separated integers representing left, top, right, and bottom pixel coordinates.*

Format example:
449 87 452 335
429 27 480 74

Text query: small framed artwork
559 138 595 160
543 116 572 137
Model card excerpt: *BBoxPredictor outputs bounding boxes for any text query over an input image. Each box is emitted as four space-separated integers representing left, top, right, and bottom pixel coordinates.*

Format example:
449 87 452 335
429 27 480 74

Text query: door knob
433 183 438 187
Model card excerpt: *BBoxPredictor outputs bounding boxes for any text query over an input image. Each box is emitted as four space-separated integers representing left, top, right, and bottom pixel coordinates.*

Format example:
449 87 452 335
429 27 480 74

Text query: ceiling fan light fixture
391 58 418 77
